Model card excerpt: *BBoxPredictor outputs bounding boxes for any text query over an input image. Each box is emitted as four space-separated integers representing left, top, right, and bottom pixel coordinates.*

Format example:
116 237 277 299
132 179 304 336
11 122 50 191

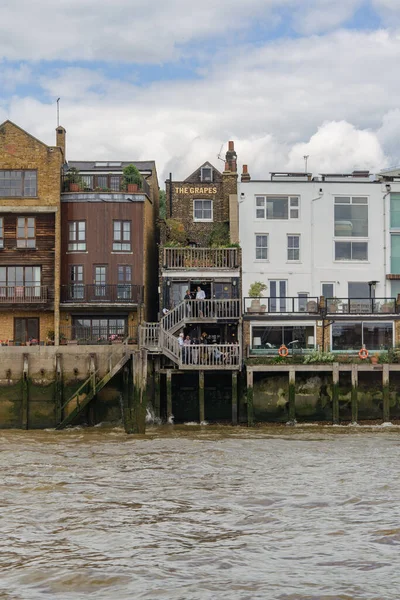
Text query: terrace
162 247 241 270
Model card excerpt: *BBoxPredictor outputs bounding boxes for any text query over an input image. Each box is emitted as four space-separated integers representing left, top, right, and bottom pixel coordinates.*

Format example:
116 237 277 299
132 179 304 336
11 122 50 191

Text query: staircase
141 299 241 370
56 353 131 429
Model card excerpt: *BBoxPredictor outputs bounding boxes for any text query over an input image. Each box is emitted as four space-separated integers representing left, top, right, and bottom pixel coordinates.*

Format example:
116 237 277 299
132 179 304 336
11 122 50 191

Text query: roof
0 119 56 150
68 160 156 172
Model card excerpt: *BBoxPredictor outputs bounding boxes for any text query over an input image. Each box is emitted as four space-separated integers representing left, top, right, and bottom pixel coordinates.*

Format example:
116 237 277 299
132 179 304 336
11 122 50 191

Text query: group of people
178 331 239 365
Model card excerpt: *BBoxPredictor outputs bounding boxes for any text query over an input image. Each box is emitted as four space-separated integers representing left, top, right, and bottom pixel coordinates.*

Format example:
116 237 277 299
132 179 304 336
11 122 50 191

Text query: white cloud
0 62 31 92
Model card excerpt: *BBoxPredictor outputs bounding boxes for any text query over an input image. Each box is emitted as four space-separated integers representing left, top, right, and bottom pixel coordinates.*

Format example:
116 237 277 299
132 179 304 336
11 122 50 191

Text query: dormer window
200 166 213 182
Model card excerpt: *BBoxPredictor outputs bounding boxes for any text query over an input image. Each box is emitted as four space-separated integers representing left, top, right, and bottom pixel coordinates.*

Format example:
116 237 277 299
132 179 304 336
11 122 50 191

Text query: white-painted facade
239 174 400 303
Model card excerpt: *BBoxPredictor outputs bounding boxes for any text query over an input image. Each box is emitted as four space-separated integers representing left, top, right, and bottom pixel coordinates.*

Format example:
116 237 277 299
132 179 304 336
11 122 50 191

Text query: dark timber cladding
61 202 144 288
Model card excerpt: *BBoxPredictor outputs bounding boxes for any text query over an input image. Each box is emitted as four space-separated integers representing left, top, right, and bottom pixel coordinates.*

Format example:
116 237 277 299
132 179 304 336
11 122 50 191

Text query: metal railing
62 175 151 198
61 284 143 304
163 247 240 270
326 297 397 314
59 324 138 344
139 323 160 349
0 285 48 303
244 297 319 314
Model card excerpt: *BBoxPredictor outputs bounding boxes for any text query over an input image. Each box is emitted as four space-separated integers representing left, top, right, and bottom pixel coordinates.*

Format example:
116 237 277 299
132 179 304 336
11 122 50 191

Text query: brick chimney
241 164 251 182
225 140 237 172
56 126 66 161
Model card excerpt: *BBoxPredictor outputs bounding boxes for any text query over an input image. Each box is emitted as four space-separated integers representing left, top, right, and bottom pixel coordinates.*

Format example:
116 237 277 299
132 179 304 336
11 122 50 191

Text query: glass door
94 266 107 298
14 318 39 342
269 280 287 312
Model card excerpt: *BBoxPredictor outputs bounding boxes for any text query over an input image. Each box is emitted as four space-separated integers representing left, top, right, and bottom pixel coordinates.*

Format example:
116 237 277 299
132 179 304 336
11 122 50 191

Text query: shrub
303 351 335 364
248 282 267 297
165 218 187 244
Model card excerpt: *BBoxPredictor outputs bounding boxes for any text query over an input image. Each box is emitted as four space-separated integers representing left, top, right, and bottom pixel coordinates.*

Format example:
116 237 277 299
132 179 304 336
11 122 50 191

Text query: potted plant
248 282 267 313
46 330 55 346
122 164 142 193
370 352 379 365
328 297 341 313
65 167 82 192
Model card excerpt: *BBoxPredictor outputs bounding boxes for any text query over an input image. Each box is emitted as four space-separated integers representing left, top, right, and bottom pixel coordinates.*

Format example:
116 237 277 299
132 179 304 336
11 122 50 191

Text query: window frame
321 282 335 299
255 233 268 261
331 321 394 351
0 170 37 198
334 195 368 238
334 240 368 261
113 220 131 252
287 234 300 261
68 221 86 252
200 166 213 183
16 217 36 249
193 199 213 222
255 195 300 220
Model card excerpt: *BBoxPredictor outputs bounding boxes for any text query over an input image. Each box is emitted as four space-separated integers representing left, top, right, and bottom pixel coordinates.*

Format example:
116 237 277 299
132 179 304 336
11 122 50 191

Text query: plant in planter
47 329 55 346
65 167 82 192
370 352 380 365
122 164 142 192
248 282 267 313
328 297 342 313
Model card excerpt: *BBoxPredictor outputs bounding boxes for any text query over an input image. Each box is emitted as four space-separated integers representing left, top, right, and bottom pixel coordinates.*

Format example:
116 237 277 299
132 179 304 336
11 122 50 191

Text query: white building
238 168 400 354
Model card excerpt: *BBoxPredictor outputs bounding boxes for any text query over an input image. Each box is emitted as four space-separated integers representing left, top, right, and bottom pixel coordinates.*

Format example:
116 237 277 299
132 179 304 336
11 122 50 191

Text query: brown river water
1 424 400 600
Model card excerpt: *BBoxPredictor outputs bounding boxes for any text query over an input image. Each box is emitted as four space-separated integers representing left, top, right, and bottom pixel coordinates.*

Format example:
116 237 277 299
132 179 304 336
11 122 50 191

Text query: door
117 265 132 299
94 266 107 298
171 282 189 307
269 280 287 312
14 318 39 343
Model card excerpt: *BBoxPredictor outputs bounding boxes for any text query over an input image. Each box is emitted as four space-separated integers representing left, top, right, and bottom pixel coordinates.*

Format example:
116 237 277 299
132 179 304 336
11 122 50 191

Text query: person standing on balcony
184 289 192 317
196 286 206 317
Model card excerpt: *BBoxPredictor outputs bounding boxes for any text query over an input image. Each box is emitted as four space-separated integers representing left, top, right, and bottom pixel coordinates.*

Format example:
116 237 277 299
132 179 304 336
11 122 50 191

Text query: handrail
244 297 319 314
326 297 397 314
60 369 100 412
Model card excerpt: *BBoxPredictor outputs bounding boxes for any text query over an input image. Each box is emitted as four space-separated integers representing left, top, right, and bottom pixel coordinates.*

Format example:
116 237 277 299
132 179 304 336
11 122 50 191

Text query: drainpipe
383 183 391 299
310 187 324 296
169 173 173 218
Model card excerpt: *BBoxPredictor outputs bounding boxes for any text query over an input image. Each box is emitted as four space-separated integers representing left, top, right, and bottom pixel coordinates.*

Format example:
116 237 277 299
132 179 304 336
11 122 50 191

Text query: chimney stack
56 126 66 161
241 164 251 182
225 140 237 172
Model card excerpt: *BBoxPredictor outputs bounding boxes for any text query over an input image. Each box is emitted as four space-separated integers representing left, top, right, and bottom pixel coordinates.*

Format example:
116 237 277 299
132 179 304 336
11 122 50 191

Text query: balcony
163 247 240 270
62 176 151 198
59 324 138 345
244 297 319 315
0 286 48 304
61 284 143 305
326 298 397 315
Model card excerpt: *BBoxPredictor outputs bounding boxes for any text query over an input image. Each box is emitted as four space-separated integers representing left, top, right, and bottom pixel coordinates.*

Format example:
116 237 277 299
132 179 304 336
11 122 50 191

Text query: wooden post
199 370 205 423
89 354 96 393
288 368 296 424
332 363 339 425
122 362 133 433
166 370 172 423
21 353 29 430
351 363 358 423
247 368 254 426
154 357 161 419
55 353 63 425
383 363 390 423
232 371 238 425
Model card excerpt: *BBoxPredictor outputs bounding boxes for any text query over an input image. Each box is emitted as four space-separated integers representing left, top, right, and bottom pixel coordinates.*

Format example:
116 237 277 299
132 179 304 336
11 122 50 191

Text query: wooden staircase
56 353 131 429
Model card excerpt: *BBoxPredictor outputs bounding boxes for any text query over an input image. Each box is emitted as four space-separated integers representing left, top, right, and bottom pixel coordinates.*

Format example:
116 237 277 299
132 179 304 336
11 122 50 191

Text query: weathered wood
55 353 63 425
166 370 172 422
199 370 205 423
21 354 29 430
246 369 254 427
288 368 296 424
382 364 390 423
232 371 238 425
154 357 161 419
351 364 358 423
332 363 339 425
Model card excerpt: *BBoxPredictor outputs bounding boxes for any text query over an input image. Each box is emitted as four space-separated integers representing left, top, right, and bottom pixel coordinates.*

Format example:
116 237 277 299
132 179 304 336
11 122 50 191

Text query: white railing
139 323 160 349
179 344 241 368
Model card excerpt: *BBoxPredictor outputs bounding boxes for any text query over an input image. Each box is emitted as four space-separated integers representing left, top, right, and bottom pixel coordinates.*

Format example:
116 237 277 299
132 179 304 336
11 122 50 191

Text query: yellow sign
174 186 218 195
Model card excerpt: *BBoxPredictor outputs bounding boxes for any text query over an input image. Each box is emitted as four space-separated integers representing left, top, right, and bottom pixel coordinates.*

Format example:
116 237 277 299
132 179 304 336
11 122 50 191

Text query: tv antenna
304 155 309 173
56 98 60 127
217 143 225 163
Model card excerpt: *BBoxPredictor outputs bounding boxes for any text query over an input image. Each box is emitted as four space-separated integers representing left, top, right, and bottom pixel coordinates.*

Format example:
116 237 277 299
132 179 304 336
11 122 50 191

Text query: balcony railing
163 247 240 270
62 176 151 198
61 285 143 304
59 324 138 344
180 344 241 368
244 297 319 314
183 299 241 319
139 323 160 350
326 298 397 314
0 286 48 303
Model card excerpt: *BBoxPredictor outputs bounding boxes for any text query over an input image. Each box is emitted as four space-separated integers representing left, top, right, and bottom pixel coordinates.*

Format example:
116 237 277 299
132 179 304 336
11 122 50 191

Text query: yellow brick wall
395 321 400 346
0 311 54 343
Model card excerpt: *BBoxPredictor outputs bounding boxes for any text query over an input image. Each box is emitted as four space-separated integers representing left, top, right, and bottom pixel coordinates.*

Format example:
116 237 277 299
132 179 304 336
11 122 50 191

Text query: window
255 196 299 220
14 318 39 343
335 241 368 261
72 317 127 342
334 196 368 237
348 282 369 298
0 217 3 249
113 221 131 251
269 280 287 312
391 234 400 274
251 324 315 352
332 321 393 351
81 175 93 191
69 265 84 299
110 176 120 192
0 170 37 197
255 234 268 260
322 283 334 299
0 266 41 299
17 217 35 248
193 199 213 221
390 193 400 228
68 221 86 251
298 293 308 312
117 265 132 299
94 265 107 297
97 176 108 189
200 166 213 182
287 235 300 261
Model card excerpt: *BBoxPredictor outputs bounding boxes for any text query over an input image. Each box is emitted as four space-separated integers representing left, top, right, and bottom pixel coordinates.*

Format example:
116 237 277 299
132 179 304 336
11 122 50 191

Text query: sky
1 0 400 184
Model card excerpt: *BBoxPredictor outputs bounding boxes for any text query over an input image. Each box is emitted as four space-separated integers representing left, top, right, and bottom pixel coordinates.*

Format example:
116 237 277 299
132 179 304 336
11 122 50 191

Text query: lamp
253 337 262 347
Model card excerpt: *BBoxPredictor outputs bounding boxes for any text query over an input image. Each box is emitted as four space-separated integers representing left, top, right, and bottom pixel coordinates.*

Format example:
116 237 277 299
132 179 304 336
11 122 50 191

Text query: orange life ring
359 347 369 360
278 345 289 357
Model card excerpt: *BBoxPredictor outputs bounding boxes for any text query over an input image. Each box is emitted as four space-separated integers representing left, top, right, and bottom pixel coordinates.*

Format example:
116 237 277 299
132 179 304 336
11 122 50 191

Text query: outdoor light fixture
386 184 391 192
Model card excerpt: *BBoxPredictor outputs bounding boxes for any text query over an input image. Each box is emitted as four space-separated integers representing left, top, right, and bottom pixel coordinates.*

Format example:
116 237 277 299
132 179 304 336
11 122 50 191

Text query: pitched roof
0 119 53 149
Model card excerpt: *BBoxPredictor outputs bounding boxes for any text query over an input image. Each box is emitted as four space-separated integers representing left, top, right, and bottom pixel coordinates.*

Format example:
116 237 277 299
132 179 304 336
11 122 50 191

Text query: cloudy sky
1 0 399 183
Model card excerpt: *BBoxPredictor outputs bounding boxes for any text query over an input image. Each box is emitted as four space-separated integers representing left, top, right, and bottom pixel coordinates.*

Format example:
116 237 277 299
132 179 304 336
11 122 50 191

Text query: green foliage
248 281 267 297
159 190 166 219
65 167 81 184
378 352 390 363
47 330 55 341
303 351 335 364
122 164 142 188
207 222 230 247
165 218 187 244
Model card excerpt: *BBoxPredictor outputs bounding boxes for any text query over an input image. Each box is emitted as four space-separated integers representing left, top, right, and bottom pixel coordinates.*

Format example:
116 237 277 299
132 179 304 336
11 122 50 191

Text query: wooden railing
163 247 240 270
0 286 48 303
184 299 241 319
139 323 160 349
180 344 240 368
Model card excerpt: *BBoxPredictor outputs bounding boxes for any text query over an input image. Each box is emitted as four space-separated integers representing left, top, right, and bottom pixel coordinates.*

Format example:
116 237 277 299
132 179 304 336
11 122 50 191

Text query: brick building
0 121 63 344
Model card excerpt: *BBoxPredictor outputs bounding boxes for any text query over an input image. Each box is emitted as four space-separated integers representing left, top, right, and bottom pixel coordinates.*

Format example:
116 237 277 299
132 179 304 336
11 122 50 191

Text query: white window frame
250 321 316 351
321 282 335 299
200 166 213 183
255 195 300 220
287 234 300 261
193 199 213 222
334 240 368 262
68 221 86 252
255 234 268 261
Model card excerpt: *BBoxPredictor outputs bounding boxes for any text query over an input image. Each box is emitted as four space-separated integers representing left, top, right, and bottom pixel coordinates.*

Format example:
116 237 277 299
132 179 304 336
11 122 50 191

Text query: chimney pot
243 164 248 174
228 141 234 151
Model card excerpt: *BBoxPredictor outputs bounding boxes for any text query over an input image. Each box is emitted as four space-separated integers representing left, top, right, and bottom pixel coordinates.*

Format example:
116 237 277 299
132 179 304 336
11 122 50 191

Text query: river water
1 425 400 600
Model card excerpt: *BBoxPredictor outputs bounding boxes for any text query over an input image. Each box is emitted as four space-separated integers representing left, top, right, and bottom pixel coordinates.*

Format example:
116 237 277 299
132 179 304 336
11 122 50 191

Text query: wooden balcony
0 285 48 304
163 247 240 270
60 284 143 304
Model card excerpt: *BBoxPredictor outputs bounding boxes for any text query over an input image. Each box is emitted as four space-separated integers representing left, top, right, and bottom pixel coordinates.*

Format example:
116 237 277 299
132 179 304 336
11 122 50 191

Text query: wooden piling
246 369 254 427
21 354 29 430
166 370 172 423
199 370 205 423
383 363 390 423
332 363 339 425
154 357 161 419
232 371 238 425
55 353 63 425
351 364 358 423
288 368 296 424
